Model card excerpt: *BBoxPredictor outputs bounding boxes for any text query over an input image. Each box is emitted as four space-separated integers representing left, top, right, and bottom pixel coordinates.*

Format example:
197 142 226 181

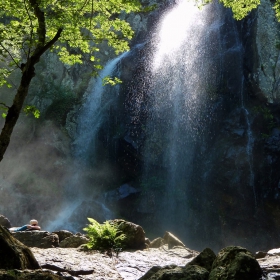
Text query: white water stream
45 54 128 231
142 0 225 234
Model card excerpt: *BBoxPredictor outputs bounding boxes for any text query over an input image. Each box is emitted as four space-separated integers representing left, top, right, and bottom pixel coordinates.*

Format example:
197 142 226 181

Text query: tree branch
0 43 21 69
77 0 90 13
24 0 34 59
33 28 63 59
90 0 94 29
28 0 46 46
0 103 10 109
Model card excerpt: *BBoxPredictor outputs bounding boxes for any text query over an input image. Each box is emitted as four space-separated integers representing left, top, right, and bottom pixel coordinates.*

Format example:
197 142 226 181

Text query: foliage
0 0 153 162
23 105 40 118
218 0 260 20
83 218 126 251
0 0 146 87
0 102 8 118
201 0 280 21
102 76 122 86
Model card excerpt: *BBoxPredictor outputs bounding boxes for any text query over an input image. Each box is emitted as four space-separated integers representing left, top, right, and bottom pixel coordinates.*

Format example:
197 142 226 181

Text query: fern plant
83 218 126 251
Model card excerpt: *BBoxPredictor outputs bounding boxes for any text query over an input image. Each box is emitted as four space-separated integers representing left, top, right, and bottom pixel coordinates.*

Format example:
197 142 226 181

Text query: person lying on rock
11 219 41 232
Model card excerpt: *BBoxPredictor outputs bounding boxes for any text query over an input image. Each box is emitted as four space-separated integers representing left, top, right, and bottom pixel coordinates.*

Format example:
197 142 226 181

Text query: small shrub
83 218 126 251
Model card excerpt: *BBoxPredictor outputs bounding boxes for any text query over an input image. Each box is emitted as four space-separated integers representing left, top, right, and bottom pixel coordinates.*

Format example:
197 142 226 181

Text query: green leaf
23 105 40 119
102 76 122 86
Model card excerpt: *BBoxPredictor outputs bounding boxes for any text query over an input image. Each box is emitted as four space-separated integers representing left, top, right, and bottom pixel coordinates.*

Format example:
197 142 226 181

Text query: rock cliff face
246 0 280 103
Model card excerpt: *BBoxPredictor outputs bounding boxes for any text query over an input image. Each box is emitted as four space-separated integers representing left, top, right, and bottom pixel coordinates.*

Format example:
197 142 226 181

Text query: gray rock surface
163 231 186 249
255 248 280 279
13 231 59 248
31 245 197 280
58 235 89 248
149 237 164 248
255 0 280 102
52 230 73 243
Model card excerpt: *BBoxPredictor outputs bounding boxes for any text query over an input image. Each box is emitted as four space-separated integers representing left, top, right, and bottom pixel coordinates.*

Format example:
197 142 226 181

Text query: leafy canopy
0 0 146 88
199 0 280 21
83 218 126 251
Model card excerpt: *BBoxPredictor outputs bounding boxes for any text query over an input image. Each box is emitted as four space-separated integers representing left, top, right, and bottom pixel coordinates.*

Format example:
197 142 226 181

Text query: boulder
255 251 267 259
139 264 209 280
59 235 89 248
209 246 263 280
267 248 280 256
163 231 185 249
13 231 59 248
52 230 73 242
149 237 164 248
0 225 40 269
111 219 146 249
0 214 11 228
145 237 151 246
0 269 67 279
188 247 216 272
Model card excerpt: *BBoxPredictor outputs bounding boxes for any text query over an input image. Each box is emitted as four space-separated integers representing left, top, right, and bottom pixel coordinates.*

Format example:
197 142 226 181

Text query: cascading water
74 52 128 164
241 77 257 209
45 54 128 232
140 0 226 239
127 0 255 249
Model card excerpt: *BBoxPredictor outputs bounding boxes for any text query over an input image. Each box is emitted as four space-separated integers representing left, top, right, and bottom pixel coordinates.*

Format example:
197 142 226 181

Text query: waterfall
241 79 257 209
45 53 128 232
140 0 226 238
74 52 128 164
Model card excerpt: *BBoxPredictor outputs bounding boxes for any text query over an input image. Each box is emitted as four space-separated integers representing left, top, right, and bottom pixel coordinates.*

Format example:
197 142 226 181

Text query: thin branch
23 0 34 59
32 27 63 58
90 0 94 29
21 40 28 58
77 0 90 13
26 0 63 64
0 43 21 69
0 103 10 109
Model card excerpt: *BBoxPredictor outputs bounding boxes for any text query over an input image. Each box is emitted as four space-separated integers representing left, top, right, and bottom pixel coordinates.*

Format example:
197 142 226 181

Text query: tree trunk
0 25 62 162
0 61 36 162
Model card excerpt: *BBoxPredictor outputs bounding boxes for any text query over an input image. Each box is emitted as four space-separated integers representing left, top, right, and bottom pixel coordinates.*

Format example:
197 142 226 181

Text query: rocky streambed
21 246 280 280
2 215 280 280
31 246 197 280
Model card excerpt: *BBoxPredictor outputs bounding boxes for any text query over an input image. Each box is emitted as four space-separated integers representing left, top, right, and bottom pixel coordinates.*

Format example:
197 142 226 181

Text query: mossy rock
139 264 209 280
188 247 216 272
111 219 146 249
209 246 263 280
0 269 65 279
0 226 40 269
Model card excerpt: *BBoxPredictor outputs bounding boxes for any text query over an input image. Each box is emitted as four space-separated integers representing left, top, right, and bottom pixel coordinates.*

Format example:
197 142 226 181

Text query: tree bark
0 62 35 162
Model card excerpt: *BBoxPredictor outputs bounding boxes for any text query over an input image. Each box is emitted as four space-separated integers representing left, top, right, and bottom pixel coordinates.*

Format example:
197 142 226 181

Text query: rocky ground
31 246 198 280
30 246 280 280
